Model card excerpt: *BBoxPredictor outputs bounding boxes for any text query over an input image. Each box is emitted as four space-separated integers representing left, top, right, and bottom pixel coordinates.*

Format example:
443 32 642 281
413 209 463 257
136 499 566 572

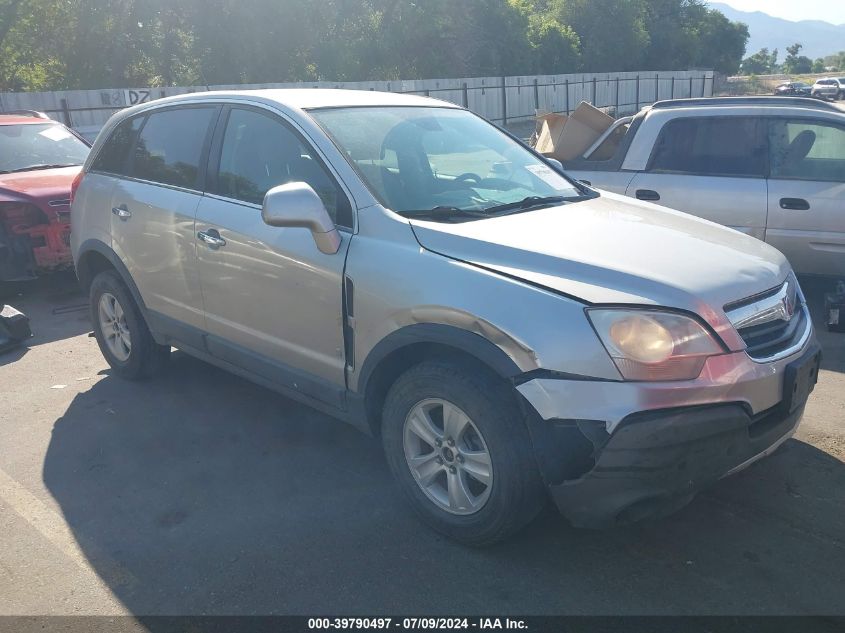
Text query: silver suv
71 90 820 544
811 78 844 100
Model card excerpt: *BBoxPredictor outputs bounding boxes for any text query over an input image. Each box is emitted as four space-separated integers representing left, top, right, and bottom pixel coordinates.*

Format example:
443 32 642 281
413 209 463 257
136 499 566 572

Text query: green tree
551 0 649 72
686 2 748 75
0 0 754 92
822 51 844 71
783 43 812 74
741 48 778 75
510 0 580 73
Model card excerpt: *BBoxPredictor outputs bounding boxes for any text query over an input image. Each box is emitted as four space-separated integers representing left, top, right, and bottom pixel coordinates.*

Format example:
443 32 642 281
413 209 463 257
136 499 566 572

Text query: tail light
70 170 85 205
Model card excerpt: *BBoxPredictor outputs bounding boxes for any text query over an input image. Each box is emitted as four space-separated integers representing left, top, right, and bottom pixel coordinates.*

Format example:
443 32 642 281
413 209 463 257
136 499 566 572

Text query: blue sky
716 1 845 24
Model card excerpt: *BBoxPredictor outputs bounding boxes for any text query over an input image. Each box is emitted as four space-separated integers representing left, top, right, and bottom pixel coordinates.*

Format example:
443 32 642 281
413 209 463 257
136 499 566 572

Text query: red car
0 111 90 287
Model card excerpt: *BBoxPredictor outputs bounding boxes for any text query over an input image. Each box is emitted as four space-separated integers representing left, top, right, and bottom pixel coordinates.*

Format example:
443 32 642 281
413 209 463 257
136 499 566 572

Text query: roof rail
1 109 52 120
651 96 842 112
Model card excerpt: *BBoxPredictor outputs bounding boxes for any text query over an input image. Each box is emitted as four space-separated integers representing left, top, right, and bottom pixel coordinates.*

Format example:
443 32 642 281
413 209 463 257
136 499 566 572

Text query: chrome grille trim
726 279 797 330
726 277 812 363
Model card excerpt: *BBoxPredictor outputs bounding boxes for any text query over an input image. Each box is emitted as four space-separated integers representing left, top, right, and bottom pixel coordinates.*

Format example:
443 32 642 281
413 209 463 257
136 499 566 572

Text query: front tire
381 359 545 546
90 270 169 379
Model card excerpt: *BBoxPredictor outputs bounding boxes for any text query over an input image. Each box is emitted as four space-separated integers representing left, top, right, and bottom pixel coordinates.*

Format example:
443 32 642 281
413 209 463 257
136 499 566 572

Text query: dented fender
345 212 621 393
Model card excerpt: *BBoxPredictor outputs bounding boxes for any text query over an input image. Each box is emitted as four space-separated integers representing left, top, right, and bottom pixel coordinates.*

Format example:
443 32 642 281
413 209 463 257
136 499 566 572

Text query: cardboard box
534 101 614 162
534 113 568 157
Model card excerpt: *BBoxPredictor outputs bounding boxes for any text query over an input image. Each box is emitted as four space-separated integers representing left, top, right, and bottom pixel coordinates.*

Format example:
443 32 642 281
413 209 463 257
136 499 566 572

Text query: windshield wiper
4 163 79 174
405 206 489 222
481 195 568 215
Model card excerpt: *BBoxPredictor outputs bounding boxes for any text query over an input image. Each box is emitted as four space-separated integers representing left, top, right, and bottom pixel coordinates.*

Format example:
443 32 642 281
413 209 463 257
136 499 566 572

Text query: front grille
725 277 811 362
737 305 808 360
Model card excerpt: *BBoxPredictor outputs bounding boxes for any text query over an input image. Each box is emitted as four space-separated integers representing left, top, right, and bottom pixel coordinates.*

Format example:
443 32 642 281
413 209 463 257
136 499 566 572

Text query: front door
625 116 769 239
195 106 354 406
765 117 845 276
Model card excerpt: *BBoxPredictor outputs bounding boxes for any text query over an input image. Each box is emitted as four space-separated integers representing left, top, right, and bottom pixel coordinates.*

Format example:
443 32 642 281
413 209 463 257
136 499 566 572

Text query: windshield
310 106 584 220
0 123 89 174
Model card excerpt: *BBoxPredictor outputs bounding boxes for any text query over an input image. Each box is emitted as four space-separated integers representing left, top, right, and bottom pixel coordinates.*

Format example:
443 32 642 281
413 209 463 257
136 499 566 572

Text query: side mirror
545 158 563 171
261 182 341 255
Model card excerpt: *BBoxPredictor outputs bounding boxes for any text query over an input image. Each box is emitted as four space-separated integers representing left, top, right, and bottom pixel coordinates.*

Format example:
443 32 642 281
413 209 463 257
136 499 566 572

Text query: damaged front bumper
548 401 805 528
517 342 821 528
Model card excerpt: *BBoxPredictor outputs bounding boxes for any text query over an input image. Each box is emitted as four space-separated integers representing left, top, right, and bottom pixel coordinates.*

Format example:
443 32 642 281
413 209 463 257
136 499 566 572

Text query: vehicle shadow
42 352 845 617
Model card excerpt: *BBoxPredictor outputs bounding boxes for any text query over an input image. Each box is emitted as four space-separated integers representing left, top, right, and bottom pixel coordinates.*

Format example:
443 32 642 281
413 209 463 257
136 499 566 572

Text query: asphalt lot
0 271 843 617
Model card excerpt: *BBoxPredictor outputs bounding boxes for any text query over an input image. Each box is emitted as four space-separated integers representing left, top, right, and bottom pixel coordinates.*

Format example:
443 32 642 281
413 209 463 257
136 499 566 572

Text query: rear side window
130 107 216 189
648 117 766 178
90 116 143 176
769 119 845 182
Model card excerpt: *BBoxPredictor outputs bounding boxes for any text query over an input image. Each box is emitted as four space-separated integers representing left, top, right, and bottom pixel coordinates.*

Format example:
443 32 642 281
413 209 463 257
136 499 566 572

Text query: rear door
766 117 845 276
110 105 219 333
76 116 147 256
625 116 769 239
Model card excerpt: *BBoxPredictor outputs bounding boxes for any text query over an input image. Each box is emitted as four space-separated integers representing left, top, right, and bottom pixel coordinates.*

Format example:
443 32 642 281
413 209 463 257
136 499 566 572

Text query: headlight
587 309 724 381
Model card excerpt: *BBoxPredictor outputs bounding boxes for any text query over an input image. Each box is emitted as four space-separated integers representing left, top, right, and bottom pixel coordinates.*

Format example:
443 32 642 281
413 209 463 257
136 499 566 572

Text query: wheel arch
355 324 525 436
76 239 147 315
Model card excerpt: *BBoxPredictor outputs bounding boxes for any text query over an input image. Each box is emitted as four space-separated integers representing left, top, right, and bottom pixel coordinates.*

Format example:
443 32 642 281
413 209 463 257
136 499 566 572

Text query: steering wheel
453 172 482 184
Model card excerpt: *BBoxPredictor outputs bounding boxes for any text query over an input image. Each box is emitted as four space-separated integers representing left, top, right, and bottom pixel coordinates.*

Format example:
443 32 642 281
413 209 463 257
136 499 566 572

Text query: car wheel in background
89 270 169 379
381 359 545 546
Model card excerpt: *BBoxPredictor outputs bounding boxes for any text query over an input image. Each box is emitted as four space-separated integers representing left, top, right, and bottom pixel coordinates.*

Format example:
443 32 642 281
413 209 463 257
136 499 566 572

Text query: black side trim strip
513 368 621 386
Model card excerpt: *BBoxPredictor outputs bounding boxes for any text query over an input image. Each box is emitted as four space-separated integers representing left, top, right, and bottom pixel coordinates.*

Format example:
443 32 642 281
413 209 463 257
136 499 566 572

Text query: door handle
197 229 226 249
112 205 131 219
635 189 660 201
779 197 810 211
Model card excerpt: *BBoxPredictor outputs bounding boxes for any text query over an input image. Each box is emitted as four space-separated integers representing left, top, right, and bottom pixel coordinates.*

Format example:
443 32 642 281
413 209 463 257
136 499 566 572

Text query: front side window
769 119 845 182
91 116 144 176
131 107 216 189
215 108 351 226
649 116 766 178
0 123 89 174
310 106 584 221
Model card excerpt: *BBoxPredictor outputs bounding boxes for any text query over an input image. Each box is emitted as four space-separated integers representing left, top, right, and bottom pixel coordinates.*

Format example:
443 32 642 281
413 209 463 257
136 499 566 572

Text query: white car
811 78 844 100
559 97 845 277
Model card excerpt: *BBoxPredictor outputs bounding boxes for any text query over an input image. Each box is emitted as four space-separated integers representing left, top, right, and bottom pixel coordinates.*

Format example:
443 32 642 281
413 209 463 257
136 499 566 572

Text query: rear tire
90 270 169 379
381 359 545 546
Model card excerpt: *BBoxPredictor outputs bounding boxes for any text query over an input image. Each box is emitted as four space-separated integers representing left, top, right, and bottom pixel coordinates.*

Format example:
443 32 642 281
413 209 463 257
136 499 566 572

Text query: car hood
409 191 790 325
0 166 80 203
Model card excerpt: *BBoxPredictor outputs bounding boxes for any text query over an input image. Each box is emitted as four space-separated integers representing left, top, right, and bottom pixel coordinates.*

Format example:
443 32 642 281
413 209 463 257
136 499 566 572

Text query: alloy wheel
97 292 131 362
403 398 493 515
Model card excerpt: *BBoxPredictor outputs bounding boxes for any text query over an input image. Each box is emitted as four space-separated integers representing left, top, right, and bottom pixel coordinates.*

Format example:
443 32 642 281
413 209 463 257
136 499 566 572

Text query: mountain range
709 2 845 61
